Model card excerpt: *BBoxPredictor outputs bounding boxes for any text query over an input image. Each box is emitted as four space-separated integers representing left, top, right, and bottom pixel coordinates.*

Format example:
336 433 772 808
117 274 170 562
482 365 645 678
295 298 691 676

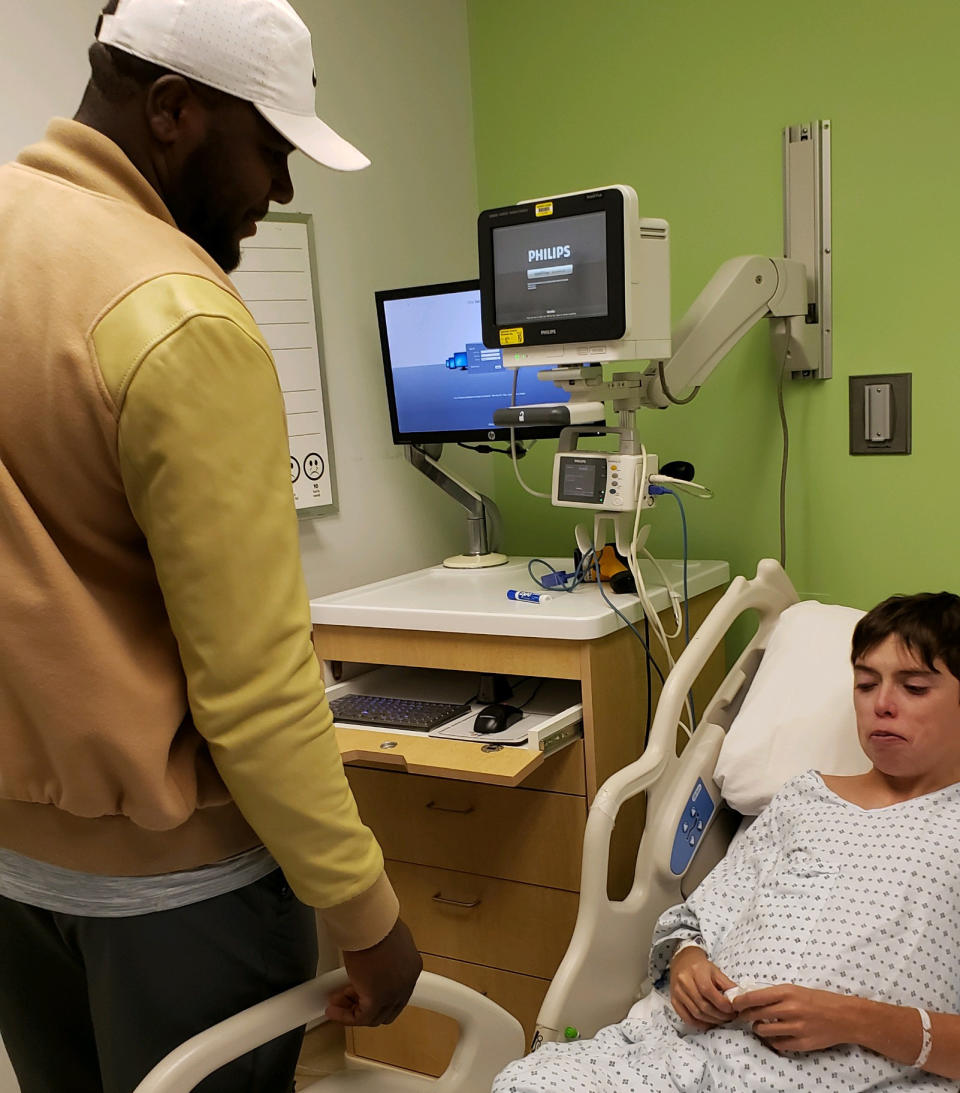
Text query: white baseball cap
97 0 370 171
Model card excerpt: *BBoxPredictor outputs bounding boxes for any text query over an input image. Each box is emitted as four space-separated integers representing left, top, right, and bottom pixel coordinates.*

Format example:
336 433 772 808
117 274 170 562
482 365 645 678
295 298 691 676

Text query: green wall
466 0 960 610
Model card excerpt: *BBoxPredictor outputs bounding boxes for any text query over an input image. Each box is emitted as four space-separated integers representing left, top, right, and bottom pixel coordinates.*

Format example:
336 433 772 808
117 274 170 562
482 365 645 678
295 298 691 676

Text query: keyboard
329 693 472 731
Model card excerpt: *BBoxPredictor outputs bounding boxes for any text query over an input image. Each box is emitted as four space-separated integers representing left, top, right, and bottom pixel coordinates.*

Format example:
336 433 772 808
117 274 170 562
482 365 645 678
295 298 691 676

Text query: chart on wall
235 213 338 517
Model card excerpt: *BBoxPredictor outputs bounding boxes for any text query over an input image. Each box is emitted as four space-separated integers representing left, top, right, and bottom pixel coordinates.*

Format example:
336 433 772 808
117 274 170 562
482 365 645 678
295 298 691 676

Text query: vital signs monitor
477 185 671 369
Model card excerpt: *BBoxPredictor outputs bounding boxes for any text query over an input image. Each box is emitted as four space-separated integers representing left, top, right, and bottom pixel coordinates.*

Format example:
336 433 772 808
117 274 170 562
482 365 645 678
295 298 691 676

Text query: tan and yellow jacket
0 119 397 950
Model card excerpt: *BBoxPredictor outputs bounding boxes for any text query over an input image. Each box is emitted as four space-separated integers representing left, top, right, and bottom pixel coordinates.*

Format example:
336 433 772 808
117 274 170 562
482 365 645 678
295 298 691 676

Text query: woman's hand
732 984 859 1052
669 946 737 1030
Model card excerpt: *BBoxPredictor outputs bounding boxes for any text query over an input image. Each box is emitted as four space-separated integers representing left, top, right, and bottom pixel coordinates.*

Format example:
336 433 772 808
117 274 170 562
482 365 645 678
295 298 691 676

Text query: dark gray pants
0 869 319 1093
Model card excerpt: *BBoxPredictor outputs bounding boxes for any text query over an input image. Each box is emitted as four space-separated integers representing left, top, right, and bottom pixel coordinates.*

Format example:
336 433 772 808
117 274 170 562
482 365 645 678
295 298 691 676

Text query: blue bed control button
670 778 716 875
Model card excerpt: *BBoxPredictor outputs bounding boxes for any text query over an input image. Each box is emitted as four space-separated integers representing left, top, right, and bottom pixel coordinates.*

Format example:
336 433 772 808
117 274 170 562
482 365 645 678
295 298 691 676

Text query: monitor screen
492 210 609 326
375 279 572 444
478 188 627 350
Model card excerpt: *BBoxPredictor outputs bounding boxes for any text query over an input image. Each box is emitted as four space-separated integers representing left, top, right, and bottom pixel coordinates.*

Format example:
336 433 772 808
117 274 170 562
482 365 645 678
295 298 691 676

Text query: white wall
1 3 104 158
1 0 488 600
291 0 489 594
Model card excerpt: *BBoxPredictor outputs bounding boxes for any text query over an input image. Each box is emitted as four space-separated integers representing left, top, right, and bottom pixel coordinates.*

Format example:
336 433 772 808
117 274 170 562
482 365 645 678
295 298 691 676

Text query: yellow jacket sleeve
97 274 398 950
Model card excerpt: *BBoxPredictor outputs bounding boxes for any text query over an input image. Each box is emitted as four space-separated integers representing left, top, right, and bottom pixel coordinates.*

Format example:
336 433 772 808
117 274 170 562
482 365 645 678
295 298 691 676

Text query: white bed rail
534 559 798 1044
132 970 524 1093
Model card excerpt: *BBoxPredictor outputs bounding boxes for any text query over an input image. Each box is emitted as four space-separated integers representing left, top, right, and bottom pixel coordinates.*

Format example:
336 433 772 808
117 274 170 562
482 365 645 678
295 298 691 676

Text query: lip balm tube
506 589 552 603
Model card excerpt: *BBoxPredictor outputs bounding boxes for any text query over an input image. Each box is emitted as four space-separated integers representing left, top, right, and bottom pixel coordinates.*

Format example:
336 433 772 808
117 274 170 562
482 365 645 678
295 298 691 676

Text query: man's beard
166 131 245 272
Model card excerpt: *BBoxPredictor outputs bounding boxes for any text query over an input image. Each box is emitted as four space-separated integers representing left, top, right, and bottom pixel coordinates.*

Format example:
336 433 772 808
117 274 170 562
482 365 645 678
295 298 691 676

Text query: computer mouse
473 703 523 735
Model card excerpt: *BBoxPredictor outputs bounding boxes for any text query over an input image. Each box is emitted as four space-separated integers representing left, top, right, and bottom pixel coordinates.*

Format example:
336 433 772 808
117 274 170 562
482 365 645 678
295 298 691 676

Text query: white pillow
713 600 871 815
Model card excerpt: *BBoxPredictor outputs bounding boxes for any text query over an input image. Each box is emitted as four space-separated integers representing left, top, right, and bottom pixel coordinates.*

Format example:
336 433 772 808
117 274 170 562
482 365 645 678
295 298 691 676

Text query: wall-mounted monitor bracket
773 120 832 380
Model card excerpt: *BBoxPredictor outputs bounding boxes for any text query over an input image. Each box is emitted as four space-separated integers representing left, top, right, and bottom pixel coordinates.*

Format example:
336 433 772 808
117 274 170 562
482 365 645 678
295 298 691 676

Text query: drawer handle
425 801 475 815
431 892 482 909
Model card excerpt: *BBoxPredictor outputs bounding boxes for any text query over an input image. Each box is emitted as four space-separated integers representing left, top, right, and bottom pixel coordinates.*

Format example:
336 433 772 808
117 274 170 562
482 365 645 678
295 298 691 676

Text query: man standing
0 1 420 1090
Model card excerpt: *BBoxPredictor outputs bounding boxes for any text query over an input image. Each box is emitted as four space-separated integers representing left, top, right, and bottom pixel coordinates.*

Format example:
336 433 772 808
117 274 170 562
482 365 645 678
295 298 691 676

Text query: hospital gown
495 770 960 1092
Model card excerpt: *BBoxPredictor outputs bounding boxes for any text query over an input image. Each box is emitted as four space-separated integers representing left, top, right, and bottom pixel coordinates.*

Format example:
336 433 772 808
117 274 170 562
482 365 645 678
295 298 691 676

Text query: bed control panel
670 778 716 875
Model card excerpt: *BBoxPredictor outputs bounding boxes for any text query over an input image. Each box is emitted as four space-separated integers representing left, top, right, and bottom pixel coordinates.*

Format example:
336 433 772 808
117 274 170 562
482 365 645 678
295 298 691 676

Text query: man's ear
145 74 208 146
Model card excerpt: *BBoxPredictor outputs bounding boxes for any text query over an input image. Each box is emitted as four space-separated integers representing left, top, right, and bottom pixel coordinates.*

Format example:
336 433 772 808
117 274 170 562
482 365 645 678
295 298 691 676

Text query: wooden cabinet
347 767 586 890
312 570 727 1074
343 768 584 1075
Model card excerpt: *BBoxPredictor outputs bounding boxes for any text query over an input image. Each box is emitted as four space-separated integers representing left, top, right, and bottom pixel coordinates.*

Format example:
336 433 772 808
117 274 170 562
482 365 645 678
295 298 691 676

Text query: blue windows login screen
382 287 567 436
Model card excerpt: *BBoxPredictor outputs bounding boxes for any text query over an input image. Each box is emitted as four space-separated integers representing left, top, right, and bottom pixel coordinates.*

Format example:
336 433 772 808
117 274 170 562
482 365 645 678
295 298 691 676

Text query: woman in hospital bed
495 591 960 1092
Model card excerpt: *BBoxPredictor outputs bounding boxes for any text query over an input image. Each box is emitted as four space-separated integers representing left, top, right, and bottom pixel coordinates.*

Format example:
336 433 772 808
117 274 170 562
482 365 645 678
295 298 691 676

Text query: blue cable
532 493 697 729
589 545 667 687
528 550 595 593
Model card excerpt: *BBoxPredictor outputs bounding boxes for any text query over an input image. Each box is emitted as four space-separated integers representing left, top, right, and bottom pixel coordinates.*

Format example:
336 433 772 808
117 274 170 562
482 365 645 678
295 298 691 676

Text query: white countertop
310 557 729 641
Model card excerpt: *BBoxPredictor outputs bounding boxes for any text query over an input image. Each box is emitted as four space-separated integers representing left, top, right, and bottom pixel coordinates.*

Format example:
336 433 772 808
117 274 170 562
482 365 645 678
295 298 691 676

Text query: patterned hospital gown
495 771 960 1092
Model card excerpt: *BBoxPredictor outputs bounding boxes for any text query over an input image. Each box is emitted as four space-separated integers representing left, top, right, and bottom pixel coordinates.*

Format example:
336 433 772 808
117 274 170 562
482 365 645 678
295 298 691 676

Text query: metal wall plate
849 373 911 454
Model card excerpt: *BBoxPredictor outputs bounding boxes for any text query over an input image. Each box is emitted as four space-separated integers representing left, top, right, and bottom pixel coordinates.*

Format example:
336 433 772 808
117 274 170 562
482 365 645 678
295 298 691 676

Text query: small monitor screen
492 211 609 326
557 455 606 504
375 280 571 444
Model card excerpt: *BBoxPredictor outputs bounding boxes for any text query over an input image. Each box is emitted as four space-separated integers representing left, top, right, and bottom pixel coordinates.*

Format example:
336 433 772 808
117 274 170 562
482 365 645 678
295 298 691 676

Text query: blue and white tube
506 589 552 604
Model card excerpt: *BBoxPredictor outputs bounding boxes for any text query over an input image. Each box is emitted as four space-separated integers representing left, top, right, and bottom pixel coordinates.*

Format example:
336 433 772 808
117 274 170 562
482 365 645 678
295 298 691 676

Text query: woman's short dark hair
851 591 960 683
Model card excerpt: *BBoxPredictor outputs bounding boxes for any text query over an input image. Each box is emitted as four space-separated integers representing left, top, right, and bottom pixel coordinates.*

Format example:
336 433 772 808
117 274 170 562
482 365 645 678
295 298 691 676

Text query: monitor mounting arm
525 120 832 423
406 445 507 569
539 253 807 423
636 253 807 409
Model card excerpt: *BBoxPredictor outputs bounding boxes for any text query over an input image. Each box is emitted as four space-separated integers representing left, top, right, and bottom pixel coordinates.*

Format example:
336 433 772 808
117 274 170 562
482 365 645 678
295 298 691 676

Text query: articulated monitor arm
638 255 808 410
406 444 507 568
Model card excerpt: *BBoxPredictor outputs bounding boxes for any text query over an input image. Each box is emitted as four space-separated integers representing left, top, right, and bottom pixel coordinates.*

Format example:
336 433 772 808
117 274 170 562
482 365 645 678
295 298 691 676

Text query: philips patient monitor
477 184 672 368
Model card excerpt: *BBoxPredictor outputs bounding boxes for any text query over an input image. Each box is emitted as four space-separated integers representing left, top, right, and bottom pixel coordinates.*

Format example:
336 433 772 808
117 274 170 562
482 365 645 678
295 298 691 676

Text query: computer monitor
476 185 672 368
375 279 573 445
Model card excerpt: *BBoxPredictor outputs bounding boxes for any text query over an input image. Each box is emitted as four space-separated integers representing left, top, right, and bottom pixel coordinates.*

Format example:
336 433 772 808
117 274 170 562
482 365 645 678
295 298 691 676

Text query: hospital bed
133 558 870 1091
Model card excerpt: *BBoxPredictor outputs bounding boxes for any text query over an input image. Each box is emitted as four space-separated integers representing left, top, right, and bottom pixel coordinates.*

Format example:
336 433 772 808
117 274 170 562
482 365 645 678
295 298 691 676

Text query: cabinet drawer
386 860 578 980
348 768 586 891
348 954 546 1077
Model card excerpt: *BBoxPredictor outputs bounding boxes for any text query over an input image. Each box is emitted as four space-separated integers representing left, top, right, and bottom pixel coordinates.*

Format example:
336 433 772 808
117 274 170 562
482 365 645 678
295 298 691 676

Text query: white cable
648 474 714 500
507 366 551 499
590 508 695 740
626 452 663 643
639 550 694 733
641 548 684 639
592 512 603 565
509 427 551 498
626 447 679 653
625 447 695 733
